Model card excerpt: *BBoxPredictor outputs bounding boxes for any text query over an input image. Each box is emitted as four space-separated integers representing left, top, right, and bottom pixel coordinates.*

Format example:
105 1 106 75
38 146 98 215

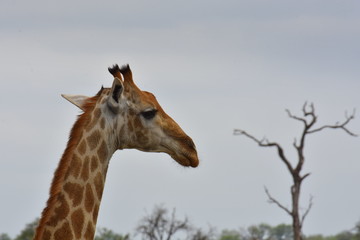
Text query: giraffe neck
34 107 116 240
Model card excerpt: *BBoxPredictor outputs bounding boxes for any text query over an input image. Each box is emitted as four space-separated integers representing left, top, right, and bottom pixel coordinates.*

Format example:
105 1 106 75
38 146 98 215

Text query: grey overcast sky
1 0 359 238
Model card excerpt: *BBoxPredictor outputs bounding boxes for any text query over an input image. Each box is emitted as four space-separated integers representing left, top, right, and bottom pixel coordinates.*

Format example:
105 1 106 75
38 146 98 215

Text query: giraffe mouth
160 143 199 168
177 152 199 168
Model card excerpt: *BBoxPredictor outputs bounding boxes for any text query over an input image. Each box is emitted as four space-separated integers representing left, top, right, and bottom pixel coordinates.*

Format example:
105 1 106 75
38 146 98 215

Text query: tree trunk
291 180 302 240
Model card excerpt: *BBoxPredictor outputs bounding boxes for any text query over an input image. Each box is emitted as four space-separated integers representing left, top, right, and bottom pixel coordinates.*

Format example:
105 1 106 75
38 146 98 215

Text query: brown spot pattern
133 117 142 129
127 120 134 131
42 230 51 240
84 221 95 240
47 194 69 227
100 97 107 104
85 115 96 132
68 154 82 178
54 222 73 240
71 209 85 239
136 130 149 145
100 118 105 129
78 139 87 155
87 130 101 150
85 184 95 213
93 108 102 119
92 204 99 223
63 182 84 207
97 141 108 163
90 156 98 172
114 120 118 130
94 172 104 200
80 156 90 181
119 126 124 136
85 108 102 132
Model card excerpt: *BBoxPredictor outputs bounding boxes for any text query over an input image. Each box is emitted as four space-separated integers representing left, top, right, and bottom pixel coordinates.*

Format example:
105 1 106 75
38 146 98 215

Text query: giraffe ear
61 94 89 111
107 77 124 113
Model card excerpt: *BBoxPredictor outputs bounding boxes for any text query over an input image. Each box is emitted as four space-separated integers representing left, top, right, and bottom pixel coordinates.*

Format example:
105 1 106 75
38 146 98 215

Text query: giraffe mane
34 94 100 240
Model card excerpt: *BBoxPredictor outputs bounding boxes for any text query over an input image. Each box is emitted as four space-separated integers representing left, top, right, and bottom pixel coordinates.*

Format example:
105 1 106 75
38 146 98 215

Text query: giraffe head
63 64 199 167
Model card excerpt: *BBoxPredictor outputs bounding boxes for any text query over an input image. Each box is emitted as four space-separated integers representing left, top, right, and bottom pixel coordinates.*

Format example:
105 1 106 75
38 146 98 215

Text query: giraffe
33 64 199 240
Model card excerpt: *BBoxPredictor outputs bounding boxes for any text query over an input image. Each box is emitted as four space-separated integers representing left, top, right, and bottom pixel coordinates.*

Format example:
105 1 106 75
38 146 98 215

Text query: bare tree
136 205 190 240
188 227 217 240
234 103 357 240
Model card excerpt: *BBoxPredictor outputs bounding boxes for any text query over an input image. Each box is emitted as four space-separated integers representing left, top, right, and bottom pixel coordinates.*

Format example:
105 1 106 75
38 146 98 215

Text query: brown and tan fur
33 64 198 240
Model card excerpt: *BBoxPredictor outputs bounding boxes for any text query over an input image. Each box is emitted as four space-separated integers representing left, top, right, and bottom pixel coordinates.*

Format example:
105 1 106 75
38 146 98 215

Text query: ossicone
108 64 122 79
119 64 133 83
119 64 131 75
108 63 133 83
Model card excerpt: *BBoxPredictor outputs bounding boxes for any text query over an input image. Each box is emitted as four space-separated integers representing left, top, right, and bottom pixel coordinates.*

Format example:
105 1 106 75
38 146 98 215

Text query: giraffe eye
141 109 157 120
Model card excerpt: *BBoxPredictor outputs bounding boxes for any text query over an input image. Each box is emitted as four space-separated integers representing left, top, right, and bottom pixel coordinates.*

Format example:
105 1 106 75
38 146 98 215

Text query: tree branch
234 130 295 175
286 102 317 129
166 209 189 240
307 109 357 136
301 172 311 182
286 109 307 126
300 195 313 227
264 186 292 216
